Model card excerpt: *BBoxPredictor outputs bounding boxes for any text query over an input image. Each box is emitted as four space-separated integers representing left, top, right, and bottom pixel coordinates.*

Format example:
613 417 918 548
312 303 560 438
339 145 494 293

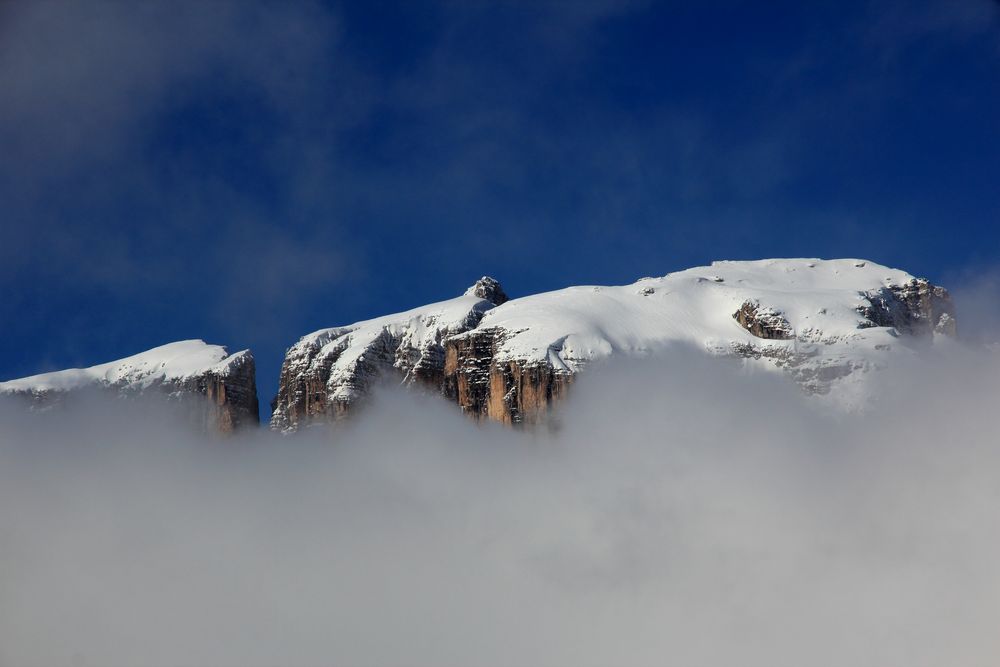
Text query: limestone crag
269 277 506 431
733 301 795 339
271 259 960 431
442 328 573 425
466 276 508 305
172 350 260 432
857 278 956 336
0 343 259 433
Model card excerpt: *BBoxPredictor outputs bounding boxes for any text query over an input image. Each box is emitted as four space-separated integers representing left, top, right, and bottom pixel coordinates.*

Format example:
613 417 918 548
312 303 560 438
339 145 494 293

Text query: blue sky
1 0 998 418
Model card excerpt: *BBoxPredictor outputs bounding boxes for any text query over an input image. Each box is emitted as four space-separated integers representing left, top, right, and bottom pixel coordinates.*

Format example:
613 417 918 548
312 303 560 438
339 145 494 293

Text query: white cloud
2 343 999 666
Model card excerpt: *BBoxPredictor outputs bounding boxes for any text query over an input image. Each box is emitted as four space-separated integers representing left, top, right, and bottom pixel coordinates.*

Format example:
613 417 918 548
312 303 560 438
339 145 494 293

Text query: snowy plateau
1 259 955 432
0 341 259 432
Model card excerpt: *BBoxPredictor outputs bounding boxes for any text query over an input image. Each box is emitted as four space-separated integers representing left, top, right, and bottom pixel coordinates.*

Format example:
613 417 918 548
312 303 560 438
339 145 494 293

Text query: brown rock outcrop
269 278 506 431
270 264 960 432
857 278 956 335
173 350 260 432
442 328 573 425
468 276 508 305
733 301 795 339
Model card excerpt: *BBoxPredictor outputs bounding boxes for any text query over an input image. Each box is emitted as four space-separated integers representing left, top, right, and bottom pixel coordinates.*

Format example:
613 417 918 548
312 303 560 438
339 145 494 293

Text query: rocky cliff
856 278 956 336
5 261 956 434
442 328 574 425
269 277 506 431
172 350 260 432
0 340 259 433
273 259 957 431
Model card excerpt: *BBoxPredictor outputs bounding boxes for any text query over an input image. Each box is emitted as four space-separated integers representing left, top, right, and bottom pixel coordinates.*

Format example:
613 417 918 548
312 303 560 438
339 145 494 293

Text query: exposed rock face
172 351 260 432
0 342 259 433
442 328 572 425
725 278 956 395
467 276 508 305
273 260 959 431
857 278 956 336
269 278 506 431
1 262 960 434
733 301 795 339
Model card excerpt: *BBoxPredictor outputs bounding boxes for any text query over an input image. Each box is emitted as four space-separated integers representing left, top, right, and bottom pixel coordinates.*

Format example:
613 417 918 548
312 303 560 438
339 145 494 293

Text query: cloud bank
2 346 999 666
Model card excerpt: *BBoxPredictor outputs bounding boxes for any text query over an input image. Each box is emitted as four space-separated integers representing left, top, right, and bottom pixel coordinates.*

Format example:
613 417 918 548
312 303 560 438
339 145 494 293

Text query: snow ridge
0 340 260 432
272 258 956 429
0 259 957 431
466 258 917 370
0 340 245 393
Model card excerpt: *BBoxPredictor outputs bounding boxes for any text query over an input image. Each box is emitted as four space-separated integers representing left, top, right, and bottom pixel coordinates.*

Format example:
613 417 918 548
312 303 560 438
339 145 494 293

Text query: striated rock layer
0 340 259 433
269 278 506 431
273 260 956 431
442 328 574 425
172 350 260 432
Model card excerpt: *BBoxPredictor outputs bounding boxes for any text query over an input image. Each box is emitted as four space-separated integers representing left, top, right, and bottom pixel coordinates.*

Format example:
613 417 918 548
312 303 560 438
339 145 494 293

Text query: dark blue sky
2 0 998 418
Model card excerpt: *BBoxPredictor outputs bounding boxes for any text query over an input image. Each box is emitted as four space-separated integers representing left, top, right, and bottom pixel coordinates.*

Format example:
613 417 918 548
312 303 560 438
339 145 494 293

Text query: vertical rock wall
442 329 572 425
271 270 958 432
175 350 260 433
269 278 506 432
0 349 260 434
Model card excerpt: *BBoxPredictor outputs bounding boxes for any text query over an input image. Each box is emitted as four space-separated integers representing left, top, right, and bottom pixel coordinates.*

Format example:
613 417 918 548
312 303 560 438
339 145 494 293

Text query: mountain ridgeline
269 260 956 430
0 260 956 432
0 341 259 432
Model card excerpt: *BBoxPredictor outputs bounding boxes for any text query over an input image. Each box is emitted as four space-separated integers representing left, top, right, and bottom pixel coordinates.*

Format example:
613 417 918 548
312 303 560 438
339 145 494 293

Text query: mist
2 346 999 667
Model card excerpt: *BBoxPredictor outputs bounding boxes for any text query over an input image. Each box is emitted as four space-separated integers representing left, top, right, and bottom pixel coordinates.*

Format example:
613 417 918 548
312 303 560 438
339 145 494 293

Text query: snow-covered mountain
0 340 259 431
271 259 954 430
0 260 955 432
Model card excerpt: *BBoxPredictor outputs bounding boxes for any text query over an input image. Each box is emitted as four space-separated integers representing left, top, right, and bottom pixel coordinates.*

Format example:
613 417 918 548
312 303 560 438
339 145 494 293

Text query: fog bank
1 348 999 666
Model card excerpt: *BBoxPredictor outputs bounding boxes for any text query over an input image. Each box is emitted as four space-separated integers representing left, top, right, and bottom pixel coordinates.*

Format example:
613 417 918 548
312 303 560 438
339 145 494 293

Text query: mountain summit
0 340 259 432
271 259 954 430
0 260 955 432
